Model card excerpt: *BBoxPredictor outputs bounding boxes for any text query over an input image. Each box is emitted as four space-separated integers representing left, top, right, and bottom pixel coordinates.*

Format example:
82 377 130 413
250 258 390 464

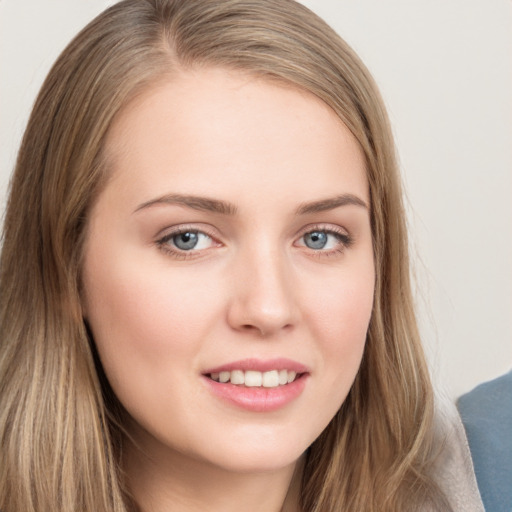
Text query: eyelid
154 222 354 260
294 223 354 252
155 224 222 259
155 222 219 240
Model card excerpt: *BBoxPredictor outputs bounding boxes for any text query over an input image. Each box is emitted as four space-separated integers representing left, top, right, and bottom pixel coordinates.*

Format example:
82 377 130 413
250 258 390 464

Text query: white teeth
262 370 279 388
245 370 262 387
209 369 299 387
230 370 245 385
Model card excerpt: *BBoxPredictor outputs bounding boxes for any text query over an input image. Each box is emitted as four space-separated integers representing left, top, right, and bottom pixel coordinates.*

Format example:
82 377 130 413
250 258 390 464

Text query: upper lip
203 358 310 375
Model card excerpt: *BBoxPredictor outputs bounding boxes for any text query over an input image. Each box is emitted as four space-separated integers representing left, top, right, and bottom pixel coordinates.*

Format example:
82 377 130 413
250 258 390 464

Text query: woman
0 1 483 511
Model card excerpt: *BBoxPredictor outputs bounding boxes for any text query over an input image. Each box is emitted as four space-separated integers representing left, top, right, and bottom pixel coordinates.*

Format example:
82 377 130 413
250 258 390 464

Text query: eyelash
155 224 354 260
156 225 219 260
296 224 354 257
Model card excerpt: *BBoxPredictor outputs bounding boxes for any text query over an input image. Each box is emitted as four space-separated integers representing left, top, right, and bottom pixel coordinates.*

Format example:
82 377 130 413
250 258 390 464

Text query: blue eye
299 228 351 252
173 231 199 250
159 230 214 252
303 231 329 249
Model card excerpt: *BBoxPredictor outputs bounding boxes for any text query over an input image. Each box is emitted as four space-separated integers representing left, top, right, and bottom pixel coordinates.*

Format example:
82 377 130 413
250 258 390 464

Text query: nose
226 244 299 337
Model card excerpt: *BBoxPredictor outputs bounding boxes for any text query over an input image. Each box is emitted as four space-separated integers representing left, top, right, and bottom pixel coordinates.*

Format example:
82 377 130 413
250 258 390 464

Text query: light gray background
1 0 511 398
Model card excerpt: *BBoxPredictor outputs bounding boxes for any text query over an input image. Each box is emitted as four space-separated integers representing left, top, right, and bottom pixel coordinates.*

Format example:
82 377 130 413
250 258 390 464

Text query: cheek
307 259 374 339
304 263 374 394
81 243 221 396
81 260 222 447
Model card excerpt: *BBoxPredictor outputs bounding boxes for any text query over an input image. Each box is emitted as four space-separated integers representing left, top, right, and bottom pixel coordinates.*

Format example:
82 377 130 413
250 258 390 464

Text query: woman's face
82 68 375 475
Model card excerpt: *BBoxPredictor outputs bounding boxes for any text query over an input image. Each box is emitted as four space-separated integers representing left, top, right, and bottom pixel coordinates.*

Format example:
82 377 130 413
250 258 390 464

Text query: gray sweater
429 397 485 512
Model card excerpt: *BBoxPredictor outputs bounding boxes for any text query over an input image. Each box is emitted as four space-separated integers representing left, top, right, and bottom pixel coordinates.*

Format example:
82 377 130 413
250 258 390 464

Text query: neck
123 437 303 512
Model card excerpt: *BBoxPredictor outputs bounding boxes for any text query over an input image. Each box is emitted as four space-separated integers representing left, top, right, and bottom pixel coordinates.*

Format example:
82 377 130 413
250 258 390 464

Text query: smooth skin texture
81 68 375 512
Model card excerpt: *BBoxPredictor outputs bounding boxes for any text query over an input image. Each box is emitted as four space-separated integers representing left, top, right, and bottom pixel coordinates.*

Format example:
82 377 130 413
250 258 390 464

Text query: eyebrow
134 194 238 215
295 194 369 215
134 192 368 216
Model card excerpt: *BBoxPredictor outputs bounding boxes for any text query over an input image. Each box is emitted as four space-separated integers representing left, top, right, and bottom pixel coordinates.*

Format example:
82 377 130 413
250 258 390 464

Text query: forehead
102 67 368 207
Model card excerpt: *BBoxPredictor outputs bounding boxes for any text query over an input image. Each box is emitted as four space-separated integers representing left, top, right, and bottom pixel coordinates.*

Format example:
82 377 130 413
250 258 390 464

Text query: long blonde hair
0 1 449 510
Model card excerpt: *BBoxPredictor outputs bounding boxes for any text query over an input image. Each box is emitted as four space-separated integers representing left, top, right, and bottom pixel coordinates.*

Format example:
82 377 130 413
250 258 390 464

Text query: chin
204 447 305 475
187 424 315 475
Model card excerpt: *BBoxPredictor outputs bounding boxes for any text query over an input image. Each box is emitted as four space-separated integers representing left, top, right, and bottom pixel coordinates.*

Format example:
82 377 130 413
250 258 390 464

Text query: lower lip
203 374 308 412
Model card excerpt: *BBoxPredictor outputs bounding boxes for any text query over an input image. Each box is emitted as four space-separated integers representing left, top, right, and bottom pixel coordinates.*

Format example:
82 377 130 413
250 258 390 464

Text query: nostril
226 280 299 336
241 324 267 336
239 323 294 337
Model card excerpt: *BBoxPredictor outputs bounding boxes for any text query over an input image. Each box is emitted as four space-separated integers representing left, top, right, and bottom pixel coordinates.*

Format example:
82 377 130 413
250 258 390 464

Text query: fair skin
82 67 375 512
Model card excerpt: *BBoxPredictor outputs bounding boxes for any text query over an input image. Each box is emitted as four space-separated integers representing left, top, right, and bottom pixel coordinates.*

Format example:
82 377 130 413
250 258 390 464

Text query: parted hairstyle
0 1 451 511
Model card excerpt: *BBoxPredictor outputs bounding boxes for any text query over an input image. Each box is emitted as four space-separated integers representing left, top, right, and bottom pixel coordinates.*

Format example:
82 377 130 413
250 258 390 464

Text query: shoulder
427 396 485 512
457 371 512 512
458 369 512 419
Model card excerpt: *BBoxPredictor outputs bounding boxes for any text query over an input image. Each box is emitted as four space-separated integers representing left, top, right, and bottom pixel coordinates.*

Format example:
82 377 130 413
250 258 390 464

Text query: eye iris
173 232 198 250
304 231 328 249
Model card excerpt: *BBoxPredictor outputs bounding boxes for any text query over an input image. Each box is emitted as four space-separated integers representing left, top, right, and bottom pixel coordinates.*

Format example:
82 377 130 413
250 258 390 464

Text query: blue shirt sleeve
457 370 512 512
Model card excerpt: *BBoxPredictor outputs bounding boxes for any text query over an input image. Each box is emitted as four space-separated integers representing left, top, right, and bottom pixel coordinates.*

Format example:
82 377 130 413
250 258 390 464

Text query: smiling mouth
208 369 301 388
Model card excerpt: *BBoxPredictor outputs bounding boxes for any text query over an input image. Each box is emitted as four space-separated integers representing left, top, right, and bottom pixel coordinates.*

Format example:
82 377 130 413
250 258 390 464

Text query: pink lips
202 358 309 413
203 358 309 375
